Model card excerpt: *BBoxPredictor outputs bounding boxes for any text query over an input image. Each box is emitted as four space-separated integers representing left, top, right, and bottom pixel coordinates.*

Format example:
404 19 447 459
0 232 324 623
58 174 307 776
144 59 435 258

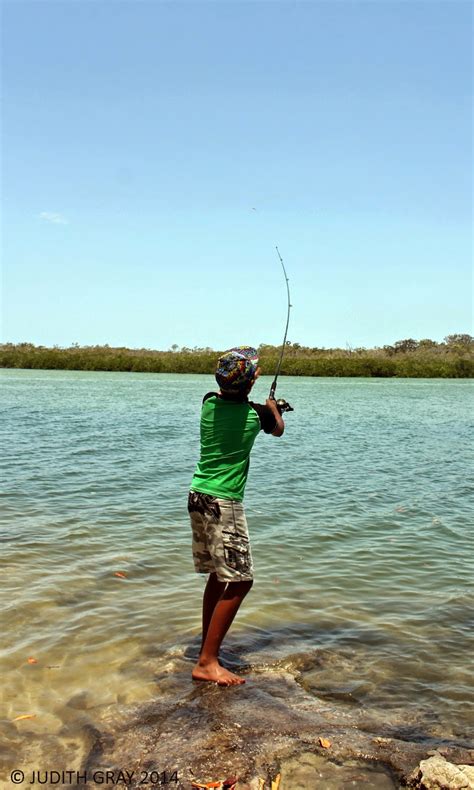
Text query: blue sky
2 1 472 350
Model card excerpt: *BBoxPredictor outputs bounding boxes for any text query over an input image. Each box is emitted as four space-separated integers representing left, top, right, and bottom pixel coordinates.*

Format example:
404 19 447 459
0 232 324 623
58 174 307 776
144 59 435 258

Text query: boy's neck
218 389 249 403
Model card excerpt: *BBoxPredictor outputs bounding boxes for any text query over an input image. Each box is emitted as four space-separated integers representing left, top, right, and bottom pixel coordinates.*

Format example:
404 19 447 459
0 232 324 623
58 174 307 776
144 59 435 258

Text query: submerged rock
4 648 473 789
83 660 473 790
278 752 395 789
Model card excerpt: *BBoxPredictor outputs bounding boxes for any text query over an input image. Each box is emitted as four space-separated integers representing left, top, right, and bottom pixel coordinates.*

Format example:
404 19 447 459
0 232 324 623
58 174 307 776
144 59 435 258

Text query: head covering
215 346 259 392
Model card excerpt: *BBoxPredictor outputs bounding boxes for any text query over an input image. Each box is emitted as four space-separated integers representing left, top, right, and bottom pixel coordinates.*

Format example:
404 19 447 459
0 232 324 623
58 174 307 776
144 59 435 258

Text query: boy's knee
223 578 253 597
236 578 253 594
209 572 226 586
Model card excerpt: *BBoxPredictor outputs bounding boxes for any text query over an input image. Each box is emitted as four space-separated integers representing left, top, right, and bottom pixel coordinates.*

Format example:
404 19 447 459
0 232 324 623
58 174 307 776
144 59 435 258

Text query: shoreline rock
407 754 474 790
84 665 473 790
4 654 472 790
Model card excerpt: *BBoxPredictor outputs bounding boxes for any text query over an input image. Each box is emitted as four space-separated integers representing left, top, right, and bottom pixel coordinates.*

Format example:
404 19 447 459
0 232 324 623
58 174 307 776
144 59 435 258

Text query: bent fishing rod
269 246 294 414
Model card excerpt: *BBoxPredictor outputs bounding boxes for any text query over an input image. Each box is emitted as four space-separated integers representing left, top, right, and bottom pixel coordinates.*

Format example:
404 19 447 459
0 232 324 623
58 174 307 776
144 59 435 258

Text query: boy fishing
188 346 285 686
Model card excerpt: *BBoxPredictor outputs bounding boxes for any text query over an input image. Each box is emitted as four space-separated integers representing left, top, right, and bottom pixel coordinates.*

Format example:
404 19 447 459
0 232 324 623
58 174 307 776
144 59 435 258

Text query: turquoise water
1 370 473 770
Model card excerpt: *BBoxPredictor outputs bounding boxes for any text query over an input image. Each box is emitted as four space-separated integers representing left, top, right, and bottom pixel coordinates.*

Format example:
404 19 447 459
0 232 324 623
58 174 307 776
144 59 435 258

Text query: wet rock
407 754 474 789
278 751 396 789
79 663 472 790
5 650 473 790
66 691 91 710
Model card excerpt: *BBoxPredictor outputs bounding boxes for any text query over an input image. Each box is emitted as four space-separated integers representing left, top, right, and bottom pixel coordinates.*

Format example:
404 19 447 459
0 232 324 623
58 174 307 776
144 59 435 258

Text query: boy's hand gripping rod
269 246 294 414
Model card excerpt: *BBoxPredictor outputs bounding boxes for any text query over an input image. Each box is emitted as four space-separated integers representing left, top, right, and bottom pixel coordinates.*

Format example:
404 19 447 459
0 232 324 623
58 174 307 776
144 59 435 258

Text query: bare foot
192 661 245 686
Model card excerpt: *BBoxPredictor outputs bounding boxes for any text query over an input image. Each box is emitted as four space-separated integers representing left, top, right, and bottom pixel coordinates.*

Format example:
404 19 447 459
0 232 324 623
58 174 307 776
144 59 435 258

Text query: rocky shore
84 653 474 790
4 647 473 790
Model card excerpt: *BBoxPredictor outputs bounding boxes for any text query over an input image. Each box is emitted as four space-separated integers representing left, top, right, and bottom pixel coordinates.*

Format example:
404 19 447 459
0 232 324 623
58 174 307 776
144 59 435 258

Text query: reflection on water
1 371 473 778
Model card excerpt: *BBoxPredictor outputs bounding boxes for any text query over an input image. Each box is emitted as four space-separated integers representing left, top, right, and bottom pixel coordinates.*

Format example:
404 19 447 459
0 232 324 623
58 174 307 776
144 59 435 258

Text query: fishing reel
269 384 293 415
269 393 294 414
275 398 294 414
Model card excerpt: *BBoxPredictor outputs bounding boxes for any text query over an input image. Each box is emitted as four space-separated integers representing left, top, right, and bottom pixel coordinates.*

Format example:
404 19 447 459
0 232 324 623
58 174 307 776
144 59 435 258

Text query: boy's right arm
265 398 285 437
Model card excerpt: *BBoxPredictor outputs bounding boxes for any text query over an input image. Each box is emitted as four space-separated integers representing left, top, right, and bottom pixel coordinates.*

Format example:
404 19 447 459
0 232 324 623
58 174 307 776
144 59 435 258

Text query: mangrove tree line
0 335 473 377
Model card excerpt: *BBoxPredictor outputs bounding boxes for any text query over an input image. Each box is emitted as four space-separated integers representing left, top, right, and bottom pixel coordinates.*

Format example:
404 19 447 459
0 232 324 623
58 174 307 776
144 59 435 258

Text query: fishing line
269 246 294 413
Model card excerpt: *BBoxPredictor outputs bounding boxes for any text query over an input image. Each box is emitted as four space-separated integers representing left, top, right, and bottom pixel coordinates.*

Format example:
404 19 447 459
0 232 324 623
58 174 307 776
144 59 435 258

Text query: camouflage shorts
188 491 254 582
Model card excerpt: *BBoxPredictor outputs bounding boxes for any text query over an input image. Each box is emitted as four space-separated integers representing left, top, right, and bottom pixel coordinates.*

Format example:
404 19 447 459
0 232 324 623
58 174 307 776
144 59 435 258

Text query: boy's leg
189 495 254 685
193 579 253 686
200 572 227 652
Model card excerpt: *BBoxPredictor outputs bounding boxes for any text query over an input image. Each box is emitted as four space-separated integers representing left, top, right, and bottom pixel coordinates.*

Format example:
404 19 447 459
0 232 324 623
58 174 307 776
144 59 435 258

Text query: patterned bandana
215 346 259 392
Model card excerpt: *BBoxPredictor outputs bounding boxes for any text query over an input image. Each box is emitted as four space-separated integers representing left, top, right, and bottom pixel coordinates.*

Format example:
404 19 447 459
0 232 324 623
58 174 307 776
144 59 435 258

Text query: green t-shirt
190 392 275 501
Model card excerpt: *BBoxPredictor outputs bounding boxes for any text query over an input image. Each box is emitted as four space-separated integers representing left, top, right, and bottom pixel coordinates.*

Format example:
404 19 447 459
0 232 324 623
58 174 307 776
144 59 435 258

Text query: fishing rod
269 246 294 414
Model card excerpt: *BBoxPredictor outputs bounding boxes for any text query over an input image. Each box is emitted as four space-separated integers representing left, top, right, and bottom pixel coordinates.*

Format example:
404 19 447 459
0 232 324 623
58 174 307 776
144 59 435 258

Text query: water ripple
1 371 473 746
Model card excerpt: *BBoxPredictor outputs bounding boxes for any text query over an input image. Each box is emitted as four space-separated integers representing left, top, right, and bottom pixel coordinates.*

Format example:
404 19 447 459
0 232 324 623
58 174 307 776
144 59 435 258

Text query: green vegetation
1 335 473 377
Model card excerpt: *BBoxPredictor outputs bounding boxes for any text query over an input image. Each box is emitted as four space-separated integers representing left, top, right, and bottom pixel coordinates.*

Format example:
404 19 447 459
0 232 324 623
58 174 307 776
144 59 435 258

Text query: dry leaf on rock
13 714 36 721
271 773 281 790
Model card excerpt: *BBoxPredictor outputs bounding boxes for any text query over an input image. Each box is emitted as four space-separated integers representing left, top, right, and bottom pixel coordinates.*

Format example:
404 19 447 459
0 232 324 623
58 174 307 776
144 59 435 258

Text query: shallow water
1 370 473 779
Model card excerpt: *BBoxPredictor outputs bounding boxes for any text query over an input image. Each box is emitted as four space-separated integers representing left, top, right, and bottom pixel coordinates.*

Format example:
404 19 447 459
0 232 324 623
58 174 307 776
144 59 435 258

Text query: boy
188 346 285 686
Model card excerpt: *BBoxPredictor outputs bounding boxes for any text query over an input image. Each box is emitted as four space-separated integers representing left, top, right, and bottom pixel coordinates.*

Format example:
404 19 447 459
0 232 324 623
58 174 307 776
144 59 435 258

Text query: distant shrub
0 339 472 378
